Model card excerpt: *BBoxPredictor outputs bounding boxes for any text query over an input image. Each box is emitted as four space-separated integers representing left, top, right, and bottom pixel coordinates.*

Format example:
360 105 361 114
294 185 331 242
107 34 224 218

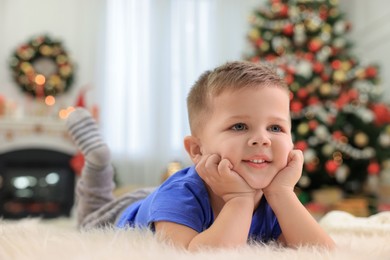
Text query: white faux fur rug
1 211 390 260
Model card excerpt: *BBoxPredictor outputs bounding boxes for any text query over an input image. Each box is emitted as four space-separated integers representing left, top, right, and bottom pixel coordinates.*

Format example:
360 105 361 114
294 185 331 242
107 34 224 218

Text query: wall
0 0 105 112
341 0 390 101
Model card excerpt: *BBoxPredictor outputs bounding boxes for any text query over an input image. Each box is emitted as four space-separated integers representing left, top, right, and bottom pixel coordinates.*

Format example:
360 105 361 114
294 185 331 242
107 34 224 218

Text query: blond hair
187 61 288 134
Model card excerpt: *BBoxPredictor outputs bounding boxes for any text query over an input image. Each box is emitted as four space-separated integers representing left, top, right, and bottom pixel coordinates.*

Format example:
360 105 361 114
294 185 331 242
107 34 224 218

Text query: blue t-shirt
116 166 281 242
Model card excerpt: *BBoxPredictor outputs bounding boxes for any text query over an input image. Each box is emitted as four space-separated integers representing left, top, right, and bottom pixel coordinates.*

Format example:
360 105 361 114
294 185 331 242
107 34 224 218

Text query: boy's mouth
244 159 270 164
248 159 266 164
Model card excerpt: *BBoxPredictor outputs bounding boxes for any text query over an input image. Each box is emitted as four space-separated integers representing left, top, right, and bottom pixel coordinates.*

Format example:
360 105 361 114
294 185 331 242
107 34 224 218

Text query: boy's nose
248 134 271 146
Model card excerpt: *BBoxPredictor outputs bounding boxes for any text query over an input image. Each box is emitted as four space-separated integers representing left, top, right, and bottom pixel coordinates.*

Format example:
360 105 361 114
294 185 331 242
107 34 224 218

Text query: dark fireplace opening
0 148 75 219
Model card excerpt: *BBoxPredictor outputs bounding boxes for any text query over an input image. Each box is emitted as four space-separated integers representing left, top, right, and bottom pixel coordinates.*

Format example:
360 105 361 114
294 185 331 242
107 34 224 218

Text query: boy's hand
263 149 303 196
196 154 255 202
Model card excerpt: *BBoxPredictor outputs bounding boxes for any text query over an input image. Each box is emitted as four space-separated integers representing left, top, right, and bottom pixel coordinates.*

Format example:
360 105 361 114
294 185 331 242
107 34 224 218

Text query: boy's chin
248 182 270 190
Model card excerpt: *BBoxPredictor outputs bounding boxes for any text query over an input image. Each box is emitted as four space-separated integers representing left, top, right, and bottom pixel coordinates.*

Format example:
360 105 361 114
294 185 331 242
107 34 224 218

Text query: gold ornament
332 151 343 164
355 68 366 79
260 42 270 52
319 83 332 96
297 123 310 136
354 132 369 147
39 45 53 56
333 70 346 82
322 144 335 156
341 61 352 71
248 29 260 40
322 24 332 34
161 161 183 183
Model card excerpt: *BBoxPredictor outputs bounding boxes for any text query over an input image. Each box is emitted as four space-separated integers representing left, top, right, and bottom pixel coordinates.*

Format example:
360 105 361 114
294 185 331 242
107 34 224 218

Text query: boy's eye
231 123 248 131
268 125 282 132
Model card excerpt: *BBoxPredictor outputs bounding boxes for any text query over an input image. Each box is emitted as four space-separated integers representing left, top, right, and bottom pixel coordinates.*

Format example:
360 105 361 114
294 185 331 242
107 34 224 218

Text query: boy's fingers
218 159 233 175
196 154 221 179
204 154 221 169
288 150 304 170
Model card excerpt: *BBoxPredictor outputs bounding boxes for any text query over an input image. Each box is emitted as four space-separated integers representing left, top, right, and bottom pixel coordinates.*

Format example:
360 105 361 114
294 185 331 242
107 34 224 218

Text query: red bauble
365 66 377 78
297 88 308 99
283 23 294 36
286 65 296 74
332 131 344 140
265 55 276 61
313 62 324 74
335 92 349 109
308 39 322 52
304 52 315 61
325 160 339 175
319 9 328 20
308 96 320 105
279 4 289 17
331 60 341 70
348 89 359 100
321 73 330 81
285 74 294 84
295 140 308 151
370 103 390 126
308 120 318 130
291 100 303 113
367 162 380 175
305 162 317 173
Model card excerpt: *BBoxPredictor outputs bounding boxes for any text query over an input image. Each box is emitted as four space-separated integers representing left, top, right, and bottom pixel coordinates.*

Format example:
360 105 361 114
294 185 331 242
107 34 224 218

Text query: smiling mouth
245 159 269 164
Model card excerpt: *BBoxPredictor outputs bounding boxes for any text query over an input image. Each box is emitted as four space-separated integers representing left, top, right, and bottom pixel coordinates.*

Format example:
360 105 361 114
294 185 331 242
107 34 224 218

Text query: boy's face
197 86 293 189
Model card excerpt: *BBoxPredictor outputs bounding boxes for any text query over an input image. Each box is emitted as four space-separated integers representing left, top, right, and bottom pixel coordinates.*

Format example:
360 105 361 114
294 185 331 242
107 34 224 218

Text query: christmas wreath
9 35 75 97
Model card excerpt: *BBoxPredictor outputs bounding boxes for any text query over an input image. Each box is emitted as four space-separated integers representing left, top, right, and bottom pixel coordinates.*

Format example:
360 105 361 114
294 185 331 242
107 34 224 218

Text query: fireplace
0 117 77 219
0 148 75 219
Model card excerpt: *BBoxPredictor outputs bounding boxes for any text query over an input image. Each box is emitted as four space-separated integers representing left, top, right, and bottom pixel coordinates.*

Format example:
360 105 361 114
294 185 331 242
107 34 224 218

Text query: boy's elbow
279 233 336 250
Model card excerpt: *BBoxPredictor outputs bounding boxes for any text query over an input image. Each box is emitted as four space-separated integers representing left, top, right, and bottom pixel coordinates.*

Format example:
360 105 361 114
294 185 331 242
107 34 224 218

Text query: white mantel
0 117 76 155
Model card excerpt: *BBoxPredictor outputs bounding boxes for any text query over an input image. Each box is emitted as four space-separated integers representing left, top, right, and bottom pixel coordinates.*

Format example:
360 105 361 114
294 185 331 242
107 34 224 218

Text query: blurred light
45 172 60 185
15 189 33 198
59 106 75 119
67 106 75 114
27 176 37 187
35 74 46 85
45 95 56 106
59 109 67 119
13 176 29 189
12 176 37 189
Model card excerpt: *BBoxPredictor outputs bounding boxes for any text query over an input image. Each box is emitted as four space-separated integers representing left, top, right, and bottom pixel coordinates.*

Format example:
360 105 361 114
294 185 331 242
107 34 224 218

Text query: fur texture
1 211 390 260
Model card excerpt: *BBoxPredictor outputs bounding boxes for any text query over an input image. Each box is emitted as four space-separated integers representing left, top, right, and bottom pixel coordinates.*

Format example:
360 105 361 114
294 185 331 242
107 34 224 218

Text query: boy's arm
155 154 256 250
263 150 335 249
155 196 254 250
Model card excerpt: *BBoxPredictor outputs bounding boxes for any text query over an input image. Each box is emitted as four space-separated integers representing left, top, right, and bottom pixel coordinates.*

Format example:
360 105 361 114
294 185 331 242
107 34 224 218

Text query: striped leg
66 108 115 227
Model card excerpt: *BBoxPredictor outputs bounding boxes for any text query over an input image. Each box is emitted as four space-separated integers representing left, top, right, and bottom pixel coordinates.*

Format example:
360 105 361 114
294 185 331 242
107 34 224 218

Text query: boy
66 61 335 250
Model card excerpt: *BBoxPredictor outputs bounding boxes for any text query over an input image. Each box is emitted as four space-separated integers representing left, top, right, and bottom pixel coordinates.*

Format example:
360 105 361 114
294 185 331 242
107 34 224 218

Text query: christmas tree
245 0 390 196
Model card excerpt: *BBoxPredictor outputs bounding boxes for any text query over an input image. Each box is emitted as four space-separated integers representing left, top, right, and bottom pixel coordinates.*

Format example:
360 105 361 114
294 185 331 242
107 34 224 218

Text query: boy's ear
184 135 202 164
